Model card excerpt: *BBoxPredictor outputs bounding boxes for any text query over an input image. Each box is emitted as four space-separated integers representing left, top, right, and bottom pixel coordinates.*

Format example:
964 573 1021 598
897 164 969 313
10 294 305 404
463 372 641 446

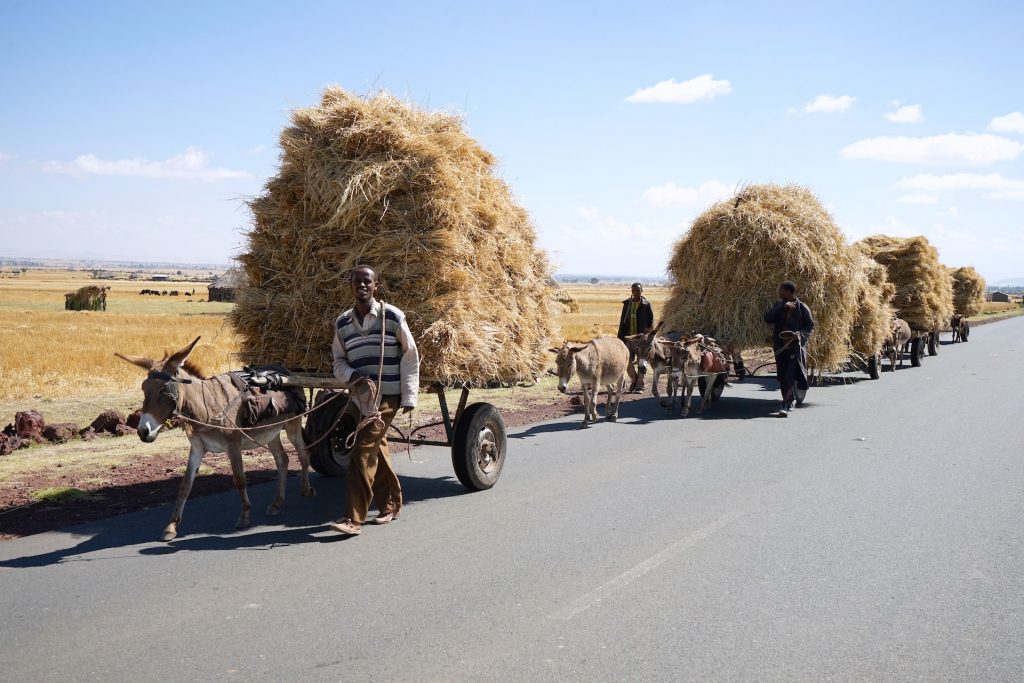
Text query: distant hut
208 268 243 302
989 291 1010 303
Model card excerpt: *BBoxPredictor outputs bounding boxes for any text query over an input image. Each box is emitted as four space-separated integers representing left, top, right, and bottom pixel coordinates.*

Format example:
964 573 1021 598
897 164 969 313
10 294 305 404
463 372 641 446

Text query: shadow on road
0 472 465 568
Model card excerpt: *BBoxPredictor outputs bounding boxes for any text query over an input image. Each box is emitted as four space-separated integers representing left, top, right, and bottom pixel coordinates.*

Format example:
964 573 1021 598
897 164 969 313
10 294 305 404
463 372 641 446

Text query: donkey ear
548 347 562 354
114 353 156 371
651 320 665 336
165 336 201 374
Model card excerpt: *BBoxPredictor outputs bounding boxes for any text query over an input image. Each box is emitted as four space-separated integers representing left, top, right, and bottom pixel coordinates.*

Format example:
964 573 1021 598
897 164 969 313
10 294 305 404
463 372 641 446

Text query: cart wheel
868 354 880 380
698 375 726 402
452 402 506 491
928 330 940 356
303 391 356 477
910 338 923 367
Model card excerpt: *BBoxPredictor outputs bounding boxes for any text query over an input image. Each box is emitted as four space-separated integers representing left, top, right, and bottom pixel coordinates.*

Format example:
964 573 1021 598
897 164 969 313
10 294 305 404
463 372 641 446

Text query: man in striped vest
329 265 419 536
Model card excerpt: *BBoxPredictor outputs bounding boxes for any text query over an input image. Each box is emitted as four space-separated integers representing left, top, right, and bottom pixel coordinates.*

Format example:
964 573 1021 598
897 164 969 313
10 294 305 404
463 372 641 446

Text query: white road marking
551 510 745 620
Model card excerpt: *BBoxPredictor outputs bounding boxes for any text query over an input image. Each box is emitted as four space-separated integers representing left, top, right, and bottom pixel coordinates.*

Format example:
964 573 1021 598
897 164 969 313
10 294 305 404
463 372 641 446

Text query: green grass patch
31 486 99 504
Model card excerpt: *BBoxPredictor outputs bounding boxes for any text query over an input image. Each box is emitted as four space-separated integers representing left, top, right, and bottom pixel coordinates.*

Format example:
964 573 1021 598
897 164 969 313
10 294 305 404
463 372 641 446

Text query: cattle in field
169 290 179 296
550 336 630 428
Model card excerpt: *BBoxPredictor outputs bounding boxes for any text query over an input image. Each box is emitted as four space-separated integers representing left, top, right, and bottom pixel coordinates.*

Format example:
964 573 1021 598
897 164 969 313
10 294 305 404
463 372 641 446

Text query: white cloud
989 111 1024 134
896 172 1024 200
44 146 249 181
897 192 939 204
626 74 732 104
575 206 598 219
248 144 267 155
884 104 923 123
937 207 960 218
804 94 856 113
0 152 12 163
841 133 1023 165
642 180 733 208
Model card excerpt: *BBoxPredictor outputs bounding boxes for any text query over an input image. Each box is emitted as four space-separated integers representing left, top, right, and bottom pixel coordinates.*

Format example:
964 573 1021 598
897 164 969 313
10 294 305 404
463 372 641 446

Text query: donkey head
549 342 587 393
115 337 201 443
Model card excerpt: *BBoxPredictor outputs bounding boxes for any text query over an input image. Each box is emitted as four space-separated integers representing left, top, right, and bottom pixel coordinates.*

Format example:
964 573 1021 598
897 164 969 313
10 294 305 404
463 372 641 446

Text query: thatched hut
855 235 953 331
208 268 243 303
232 87 555 384
661 183 858 372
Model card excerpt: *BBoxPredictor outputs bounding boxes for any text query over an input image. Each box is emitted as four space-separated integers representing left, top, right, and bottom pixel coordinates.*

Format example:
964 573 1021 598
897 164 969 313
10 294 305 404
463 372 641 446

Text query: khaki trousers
345 395 402 523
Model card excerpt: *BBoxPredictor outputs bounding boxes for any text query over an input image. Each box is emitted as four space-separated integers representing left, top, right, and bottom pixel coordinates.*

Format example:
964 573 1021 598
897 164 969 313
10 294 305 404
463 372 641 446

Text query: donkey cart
906 328 940 368
278 374 507 492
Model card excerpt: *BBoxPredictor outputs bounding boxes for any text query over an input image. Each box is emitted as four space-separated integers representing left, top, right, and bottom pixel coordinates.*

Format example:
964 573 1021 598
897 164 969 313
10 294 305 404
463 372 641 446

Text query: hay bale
849 250 896 357
232 87 556 384
662 183 858 371
948 266 986 317
552 289 580 314
855 235 954 331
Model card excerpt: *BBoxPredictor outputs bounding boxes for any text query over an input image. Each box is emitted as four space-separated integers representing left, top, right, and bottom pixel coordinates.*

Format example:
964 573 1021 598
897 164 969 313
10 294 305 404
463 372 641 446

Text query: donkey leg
611 377 626 420
580 384 593 428
227 439 252 529
265 436 289 517
164 443 205 542
285 419 316 498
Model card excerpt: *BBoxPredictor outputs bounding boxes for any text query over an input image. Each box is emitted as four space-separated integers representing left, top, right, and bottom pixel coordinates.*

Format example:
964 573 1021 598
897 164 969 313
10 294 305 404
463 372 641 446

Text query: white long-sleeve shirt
332 302 420 408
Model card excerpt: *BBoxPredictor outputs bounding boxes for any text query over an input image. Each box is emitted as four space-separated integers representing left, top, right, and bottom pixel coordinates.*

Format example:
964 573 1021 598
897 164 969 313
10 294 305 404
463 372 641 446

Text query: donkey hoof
235 515 251 529
607 414 617 422
579 421 590 429
301 487 317 498
265 503 283 517
161 524 178 542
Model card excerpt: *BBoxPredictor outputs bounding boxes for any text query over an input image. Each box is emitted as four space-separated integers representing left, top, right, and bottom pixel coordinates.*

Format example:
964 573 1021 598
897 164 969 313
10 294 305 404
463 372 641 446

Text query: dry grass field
556 284 670 342
0 271 239 409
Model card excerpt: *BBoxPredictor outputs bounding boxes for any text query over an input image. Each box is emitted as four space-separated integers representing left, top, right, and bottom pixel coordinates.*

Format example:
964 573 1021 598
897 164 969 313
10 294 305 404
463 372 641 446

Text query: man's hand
401 405 414 414
784 301 797 310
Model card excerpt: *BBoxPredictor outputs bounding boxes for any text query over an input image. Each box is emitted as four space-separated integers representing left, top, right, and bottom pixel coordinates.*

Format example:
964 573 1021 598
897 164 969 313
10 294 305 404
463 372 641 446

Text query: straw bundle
232 87 556 384
848 250 896 357
662 183 858 371
948 266 986 317
855 235 954 331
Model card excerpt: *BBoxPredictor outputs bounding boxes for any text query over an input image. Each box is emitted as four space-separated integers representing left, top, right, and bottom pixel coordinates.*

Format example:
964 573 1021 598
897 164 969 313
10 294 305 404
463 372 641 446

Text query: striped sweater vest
336 304 404 397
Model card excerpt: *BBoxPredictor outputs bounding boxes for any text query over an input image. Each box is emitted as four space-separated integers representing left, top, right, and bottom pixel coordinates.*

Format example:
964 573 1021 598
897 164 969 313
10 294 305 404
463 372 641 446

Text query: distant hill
991 278 1024 288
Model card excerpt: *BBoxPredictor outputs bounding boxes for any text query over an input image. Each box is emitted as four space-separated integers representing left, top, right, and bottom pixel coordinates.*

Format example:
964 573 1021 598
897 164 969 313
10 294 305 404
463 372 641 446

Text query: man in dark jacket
763 280 814 417
617 282 654 392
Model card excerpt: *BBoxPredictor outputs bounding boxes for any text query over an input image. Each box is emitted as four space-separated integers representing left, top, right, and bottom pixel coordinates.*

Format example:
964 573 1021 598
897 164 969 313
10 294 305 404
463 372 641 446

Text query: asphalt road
2 317 1022 682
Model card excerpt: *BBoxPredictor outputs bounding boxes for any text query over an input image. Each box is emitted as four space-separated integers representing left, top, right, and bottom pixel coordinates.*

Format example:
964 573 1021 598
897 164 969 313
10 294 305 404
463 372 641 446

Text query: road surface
1 317 1022 681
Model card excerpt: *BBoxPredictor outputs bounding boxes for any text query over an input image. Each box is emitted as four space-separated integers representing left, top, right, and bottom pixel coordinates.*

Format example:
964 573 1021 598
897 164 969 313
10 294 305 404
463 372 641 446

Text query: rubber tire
303 391 356 477
910 338 923 367
698 375 726 403
928 330 940 356
963 322 970 342
452 402 507 491
868 354 880 380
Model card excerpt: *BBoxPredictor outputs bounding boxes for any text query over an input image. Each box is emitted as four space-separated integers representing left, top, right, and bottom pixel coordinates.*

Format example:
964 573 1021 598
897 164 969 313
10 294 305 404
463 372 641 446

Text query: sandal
372 510 399 525
328 518 362 535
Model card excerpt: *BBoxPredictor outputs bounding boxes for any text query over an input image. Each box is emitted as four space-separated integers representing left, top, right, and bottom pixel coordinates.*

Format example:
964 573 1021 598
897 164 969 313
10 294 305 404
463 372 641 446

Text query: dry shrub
856 235 953 331
232 87 556 384
552 289 580 313
662 183 858 371
849 250 896 357
948 266 986 317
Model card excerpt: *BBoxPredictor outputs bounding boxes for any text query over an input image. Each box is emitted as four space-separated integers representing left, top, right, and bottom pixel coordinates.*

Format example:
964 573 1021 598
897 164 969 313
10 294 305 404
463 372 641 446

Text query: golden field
0 272 661 420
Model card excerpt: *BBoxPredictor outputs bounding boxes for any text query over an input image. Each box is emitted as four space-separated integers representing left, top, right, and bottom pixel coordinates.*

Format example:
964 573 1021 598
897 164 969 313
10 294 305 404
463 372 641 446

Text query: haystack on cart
662 184 862 397
281 374 507 491
231 88 555 494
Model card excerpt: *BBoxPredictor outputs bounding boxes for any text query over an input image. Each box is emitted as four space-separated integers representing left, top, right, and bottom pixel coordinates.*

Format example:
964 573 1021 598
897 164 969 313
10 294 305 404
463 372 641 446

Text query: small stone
15 411 45 440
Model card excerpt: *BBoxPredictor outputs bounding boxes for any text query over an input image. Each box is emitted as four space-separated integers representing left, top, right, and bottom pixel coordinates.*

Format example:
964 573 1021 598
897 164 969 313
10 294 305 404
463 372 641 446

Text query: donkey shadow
0 472 466 568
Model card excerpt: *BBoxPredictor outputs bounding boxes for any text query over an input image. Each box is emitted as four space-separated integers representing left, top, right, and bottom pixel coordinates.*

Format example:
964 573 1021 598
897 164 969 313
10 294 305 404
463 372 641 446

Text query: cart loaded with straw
229 87 557 491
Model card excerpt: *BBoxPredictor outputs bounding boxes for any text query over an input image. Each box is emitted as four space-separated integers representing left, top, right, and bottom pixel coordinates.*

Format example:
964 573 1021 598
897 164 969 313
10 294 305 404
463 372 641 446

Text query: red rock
126 410 143 430
114 424 135 437
79 428 97 441
569 396 582 406
15 411 45 439
88 410 126 434
0 434 25 455
42 423 80 443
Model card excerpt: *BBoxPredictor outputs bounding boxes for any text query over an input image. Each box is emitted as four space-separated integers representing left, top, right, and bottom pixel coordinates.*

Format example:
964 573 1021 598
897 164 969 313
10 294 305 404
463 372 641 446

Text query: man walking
763 280 814 417
616 282 655 392
329 265 419 535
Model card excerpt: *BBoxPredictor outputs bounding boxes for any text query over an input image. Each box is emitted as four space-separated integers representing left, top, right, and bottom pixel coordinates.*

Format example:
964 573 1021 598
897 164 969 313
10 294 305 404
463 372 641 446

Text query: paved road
2 318 1022 682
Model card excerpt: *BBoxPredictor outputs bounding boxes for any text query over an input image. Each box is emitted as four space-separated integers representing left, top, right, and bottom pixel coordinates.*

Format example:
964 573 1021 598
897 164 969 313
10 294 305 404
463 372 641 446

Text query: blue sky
2 1 1022 281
